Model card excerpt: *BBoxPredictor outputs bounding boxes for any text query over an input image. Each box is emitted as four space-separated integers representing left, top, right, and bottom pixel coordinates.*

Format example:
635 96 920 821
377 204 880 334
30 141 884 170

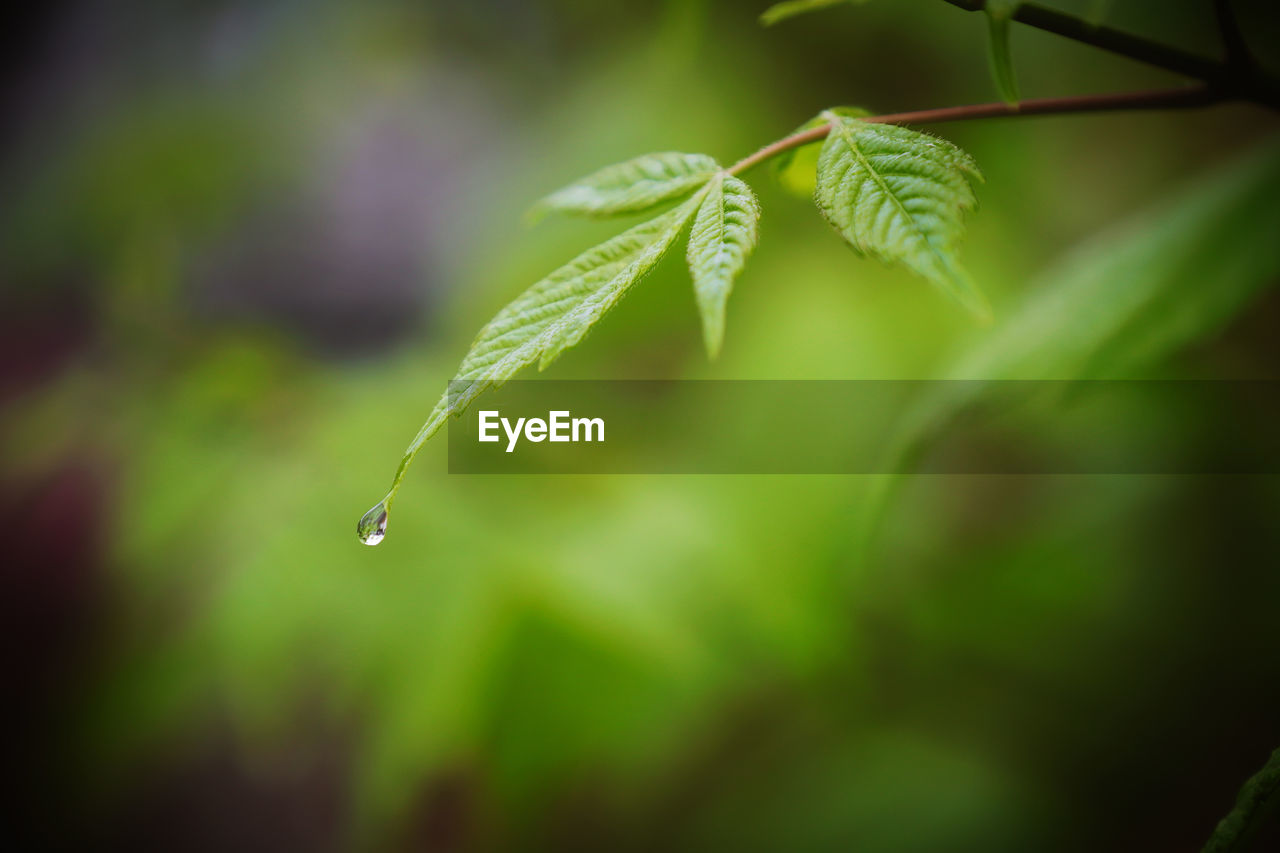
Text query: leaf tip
702 323 725 360
954 280 994 325
523 200 551 227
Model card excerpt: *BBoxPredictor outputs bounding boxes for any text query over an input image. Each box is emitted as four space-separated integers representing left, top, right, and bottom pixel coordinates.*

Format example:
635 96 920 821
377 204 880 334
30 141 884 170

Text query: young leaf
985 1 1021 106
772 106 871 174
760 0 863 27
813 113 989 319
687 173 762 358
769 107 873 198
385 193 706 497
530 152 720 219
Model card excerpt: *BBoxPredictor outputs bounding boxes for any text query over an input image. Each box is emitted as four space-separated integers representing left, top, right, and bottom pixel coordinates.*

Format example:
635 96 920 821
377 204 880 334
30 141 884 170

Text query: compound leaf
813 113 988 318
530 152 720 219
687 173 762 358
387 194 705 496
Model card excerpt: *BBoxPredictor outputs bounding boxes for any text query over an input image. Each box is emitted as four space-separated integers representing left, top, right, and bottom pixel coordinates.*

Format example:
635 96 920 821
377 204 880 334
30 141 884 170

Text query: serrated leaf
687 173 761 358
385 194 705 498
985 1 1021 106
530 152 720 219
813 113 989 319
760 0 864 27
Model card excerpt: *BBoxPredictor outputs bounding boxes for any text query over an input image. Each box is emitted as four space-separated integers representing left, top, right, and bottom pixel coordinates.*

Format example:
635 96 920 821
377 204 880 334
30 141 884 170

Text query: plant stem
936 0 1280 108
938 0 1215 79
1212 0 1253 75
728 84 1218 176
1202 747 1280 853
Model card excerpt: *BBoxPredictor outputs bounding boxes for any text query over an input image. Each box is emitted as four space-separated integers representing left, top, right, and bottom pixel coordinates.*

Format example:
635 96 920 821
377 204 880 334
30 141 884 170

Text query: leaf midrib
469 192 706 399
708 174 735 284
826 115 953 275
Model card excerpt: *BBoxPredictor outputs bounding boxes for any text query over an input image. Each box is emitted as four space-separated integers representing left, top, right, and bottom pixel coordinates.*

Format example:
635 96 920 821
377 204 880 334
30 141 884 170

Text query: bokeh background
3 0 1280 849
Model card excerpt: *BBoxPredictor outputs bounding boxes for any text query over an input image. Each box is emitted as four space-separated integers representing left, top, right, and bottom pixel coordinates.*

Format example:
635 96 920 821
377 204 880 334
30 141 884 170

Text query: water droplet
357 499 389 546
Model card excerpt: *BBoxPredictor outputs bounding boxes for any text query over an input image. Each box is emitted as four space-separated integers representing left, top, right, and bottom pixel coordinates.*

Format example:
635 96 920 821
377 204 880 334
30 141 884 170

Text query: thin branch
936 0 1280 108
1212 0 1253 73
1202 747 1280 853
939 0 1219 79
729 85 1219 176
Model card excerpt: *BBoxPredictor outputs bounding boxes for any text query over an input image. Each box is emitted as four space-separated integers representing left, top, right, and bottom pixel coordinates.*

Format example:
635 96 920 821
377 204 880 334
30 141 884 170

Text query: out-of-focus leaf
770 109 872 199
985 1 1021 106
949 139 1280 382
857 139 1280 554
759 0 864 27
771 106 871 175
681 729 1049 851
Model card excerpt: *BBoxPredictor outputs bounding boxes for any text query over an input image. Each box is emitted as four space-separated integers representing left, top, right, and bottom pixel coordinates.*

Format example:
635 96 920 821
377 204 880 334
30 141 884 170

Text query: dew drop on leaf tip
357 499 389 546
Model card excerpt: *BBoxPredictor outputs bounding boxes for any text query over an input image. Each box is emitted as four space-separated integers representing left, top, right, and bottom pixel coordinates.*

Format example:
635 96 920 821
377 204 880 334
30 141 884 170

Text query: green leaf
760 0 863 27
385 193 705 499
858 139 1280 558
947 140 1280 382
530 152 720 219
772 106 871 175
772 108 872 199
884 138 1280 467
985 1 1021 106
687 173 762 358
813 113 989 319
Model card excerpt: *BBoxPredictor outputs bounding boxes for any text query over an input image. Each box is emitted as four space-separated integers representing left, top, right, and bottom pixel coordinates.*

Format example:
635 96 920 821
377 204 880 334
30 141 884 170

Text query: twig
936 0 1280 108
1212 0 1254 74
729 85 1220 176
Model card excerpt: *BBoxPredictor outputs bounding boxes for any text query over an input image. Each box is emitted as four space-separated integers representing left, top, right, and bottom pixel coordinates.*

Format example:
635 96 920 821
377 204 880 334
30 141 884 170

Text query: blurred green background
3 0 1280 849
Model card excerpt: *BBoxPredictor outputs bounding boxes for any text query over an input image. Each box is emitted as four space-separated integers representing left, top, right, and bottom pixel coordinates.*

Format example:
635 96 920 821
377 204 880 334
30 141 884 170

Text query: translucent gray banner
445 380 1280 474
